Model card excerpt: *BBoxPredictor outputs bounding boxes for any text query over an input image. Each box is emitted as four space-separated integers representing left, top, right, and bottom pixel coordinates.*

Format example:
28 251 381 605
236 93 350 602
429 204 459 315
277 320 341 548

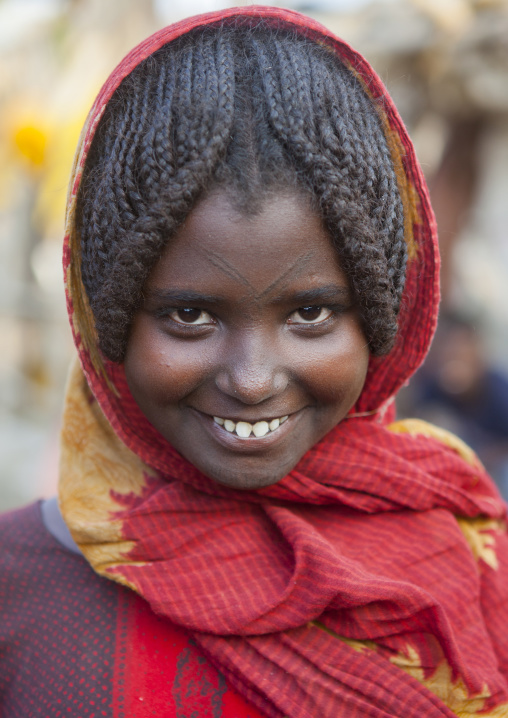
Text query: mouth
191 408 300 453
212 414 288 438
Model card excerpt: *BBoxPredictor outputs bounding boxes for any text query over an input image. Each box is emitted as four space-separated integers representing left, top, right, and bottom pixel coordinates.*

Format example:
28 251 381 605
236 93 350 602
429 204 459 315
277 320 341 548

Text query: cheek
124 322 212 406
296 330 369 404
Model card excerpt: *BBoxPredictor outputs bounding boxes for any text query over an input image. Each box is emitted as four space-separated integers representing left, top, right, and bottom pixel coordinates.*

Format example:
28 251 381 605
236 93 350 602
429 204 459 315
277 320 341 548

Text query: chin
199 457 295 491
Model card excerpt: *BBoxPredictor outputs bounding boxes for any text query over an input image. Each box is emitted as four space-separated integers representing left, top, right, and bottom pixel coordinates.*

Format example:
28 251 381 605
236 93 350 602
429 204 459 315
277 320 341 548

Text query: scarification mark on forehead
205 251 258 294
256 251 316 300
204 249 317 303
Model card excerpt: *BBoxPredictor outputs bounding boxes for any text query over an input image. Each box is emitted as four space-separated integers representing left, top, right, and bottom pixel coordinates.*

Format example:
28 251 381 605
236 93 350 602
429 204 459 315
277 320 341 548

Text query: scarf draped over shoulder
59 7 508 717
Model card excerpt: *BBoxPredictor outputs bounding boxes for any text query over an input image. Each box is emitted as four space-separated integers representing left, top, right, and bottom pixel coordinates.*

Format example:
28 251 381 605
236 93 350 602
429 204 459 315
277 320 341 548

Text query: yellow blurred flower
13 124 47 168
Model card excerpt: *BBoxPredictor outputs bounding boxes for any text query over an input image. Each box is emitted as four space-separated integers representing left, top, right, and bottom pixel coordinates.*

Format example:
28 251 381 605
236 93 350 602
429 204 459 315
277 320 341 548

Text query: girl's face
124 190 369 490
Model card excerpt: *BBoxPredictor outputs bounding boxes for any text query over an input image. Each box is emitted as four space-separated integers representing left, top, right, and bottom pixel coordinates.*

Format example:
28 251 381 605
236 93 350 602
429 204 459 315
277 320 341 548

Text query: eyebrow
272 284 352 305
143 289 225 305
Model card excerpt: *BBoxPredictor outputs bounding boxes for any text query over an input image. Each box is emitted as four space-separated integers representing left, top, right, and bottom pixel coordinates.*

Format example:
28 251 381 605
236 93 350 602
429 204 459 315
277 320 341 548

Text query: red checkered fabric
61 7 508 717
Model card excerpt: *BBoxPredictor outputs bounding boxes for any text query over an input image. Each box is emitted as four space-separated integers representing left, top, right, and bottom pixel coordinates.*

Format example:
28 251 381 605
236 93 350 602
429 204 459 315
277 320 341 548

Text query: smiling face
124 190 369 490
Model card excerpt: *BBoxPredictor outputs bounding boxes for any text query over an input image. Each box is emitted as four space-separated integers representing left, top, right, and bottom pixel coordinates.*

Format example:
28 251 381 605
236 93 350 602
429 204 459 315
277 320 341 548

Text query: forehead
147 191 349 296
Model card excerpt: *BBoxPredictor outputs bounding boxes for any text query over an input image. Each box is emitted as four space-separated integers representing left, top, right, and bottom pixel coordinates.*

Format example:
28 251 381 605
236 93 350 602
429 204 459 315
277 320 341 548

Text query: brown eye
289 306 333 324
170 308 213 325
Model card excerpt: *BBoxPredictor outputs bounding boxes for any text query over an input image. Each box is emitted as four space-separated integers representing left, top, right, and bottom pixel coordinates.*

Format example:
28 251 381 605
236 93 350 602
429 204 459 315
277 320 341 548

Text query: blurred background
1 0 508 510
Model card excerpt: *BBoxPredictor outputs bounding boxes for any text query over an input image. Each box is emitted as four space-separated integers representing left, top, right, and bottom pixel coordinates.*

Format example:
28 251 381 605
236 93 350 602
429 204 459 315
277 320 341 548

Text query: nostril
215 367 288 404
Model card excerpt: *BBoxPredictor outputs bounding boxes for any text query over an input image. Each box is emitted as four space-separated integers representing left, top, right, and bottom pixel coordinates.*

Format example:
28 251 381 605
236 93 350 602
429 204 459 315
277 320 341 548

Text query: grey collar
41 497 82 555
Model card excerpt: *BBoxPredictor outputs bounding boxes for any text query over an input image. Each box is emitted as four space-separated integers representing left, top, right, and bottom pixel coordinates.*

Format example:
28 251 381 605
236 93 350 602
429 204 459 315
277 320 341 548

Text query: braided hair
78 22 406 363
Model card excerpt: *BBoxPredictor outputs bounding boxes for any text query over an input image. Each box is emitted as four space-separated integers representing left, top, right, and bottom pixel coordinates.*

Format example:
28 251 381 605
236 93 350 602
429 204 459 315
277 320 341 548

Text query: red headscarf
60 7 508 717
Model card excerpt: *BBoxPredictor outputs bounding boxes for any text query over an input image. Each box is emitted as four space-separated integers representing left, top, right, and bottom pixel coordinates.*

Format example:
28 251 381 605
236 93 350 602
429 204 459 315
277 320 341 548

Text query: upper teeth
213 415 288 438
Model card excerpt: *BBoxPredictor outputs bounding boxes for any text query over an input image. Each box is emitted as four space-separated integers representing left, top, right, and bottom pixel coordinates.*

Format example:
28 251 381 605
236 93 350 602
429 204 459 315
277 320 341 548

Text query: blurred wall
1 0 507 510
0 0 160 508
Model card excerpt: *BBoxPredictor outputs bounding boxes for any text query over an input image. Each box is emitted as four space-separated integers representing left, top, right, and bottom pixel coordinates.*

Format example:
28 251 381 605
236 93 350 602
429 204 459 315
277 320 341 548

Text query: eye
169 308 213 325
289 306 333 324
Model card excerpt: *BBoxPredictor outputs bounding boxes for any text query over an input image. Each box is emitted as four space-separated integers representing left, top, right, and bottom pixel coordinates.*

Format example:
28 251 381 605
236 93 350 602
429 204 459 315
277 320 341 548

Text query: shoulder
0 501 73 571
0 500 118 613
0 500 47 541
0 502 55 572
0 502 121 714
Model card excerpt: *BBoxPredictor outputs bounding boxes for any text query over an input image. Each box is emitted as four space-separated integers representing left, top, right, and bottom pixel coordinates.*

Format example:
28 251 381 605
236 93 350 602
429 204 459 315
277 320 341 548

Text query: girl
1 6 508 717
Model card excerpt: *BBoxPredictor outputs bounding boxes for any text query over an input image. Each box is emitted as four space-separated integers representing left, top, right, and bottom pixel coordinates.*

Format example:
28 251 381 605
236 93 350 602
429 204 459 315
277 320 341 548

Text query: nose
215 332 289 404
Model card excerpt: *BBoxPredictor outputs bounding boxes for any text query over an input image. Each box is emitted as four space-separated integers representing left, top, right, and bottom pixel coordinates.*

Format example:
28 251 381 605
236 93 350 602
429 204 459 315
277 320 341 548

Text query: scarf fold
59 7 508 717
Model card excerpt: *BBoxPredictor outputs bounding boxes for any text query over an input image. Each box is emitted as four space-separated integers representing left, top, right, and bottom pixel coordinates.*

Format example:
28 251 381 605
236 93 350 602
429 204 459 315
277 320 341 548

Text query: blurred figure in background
400 311 508 499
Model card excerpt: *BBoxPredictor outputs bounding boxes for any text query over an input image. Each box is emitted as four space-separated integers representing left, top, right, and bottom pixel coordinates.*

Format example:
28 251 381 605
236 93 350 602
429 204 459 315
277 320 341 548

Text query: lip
191 408 302 453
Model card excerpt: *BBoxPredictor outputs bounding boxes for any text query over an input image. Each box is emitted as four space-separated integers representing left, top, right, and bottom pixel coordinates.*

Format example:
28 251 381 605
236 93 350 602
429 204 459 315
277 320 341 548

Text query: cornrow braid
78 22 407 362
252 36 405 353
79 32 236 361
